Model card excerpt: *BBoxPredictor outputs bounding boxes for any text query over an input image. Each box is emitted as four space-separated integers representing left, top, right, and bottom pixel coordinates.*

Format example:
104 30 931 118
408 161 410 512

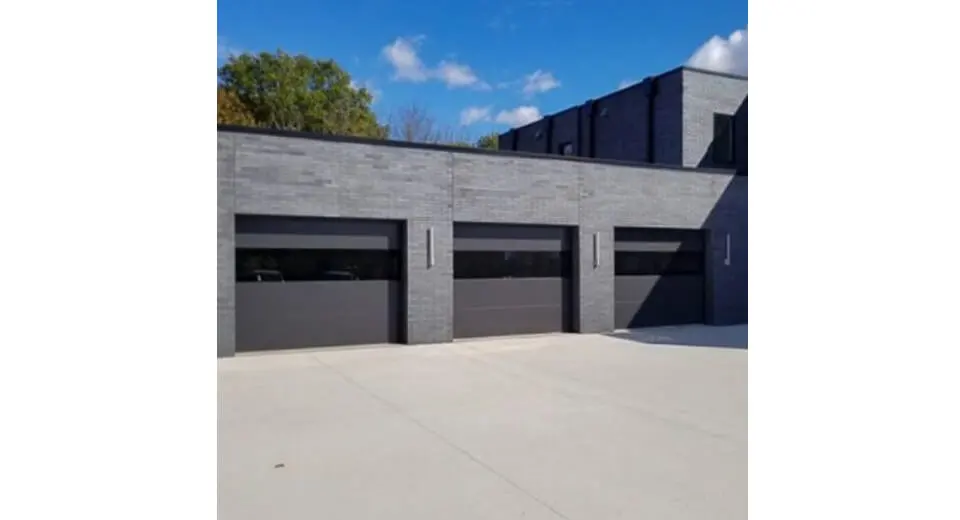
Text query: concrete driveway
218 325 747 520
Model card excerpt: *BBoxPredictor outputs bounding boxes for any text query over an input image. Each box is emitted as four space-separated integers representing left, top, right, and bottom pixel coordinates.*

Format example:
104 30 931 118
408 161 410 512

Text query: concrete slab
219 326 747 520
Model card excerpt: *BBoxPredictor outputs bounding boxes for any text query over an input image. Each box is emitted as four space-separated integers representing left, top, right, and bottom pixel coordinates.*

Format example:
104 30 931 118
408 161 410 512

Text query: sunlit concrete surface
218 325 747 520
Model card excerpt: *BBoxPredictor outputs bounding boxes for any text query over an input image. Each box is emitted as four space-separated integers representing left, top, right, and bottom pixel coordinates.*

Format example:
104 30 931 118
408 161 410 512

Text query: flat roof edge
500 66 746 137
219 125 737 176
671 65 748 81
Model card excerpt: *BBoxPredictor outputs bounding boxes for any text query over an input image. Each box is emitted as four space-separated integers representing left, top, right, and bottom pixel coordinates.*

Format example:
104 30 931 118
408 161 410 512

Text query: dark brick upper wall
499 66 747 173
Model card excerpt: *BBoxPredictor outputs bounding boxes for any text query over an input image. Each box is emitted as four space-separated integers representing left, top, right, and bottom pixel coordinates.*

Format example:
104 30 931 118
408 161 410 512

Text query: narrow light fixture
427 227 435 268
593 232 601 268
724 233 731 266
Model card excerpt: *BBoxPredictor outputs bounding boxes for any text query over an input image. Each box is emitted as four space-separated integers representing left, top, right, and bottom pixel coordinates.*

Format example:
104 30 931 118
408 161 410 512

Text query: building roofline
219 124 736 176
672 65 748 81
501 65 746 137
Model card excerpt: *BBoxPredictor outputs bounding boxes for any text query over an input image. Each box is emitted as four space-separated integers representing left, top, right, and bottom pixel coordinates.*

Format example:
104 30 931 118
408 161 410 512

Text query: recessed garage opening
453 223 574 339
614 227 706 329
234 215 404 352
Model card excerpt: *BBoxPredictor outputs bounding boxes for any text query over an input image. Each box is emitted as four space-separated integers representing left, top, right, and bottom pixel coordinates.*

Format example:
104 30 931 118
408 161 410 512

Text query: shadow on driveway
607 324 747 350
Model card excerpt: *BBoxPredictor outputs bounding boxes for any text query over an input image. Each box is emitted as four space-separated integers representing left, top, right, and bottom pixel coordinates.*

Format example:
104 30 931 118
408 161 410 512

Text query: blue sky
218 0 747 139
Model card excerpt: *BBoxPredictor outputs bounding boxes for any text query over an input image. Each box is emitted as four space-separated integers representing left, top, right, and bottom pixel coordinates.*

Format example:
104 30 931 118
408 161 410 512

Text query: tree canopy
217 51 386 138
476 132 499 150
217 87 255 126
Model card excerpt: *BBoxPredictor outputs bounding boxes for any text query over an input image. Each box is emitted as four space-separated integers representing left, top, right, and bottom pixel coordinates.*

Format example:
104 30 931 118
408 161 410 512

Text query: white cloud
460 106 492 126
495 106 542 127
381 36 429 82
381 36 490 89
522 70 560 96
618 79 637 89
686 28 748 76
436 61 491 90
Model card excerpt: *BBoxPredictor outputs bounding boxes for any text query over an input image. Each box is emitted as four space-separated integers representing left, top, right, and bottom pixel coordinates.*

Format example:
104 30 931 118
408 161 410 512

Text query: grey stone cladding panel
217 134 236 357
550 108 579 155
703 177 748 325
593 86 650 163
514 118 550 154
405 218 454 344
233 133 453 220
653 71 684 166
451 153 580 225
682 69 748 168
576 224 615 333
581 164 736 229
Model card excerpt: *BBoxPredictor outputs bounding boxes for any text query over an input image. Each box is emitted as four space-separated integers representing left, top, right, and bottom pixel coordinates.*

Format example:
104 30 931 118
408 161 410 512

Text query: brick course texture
217 129 747 357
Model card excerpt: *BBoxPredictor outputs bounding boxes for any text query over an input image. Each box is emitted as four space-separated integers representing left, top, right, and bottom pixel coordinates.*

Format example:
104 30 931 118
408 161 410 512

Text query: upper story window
559 142 574 156
713 113 736 165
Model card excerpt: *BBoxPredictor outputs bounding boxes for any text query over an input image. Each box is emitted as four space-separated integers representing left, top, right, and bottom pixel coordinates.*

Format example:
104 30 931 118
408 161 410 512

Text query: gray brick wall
513 117 549 154
550 108 579 155
681 69 748 169
217 134 236 358
702 176 747 324
653 71 685 165
217 130 747 356
499 67 747 175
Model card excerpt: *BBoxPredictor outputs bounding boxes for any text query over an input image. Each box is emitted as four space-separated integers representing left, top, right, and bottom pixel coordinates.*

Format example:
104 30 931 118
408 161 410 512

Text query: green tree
217 87 255 126
476 132 499 150
218 50 386 138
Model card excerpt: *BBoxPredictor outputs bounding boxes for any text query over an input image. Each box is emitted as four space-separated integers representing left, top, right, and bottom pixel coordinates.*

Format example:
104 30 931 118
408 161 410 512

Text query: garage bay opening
453 223 574 338
234 215 404 352
614 227 706 329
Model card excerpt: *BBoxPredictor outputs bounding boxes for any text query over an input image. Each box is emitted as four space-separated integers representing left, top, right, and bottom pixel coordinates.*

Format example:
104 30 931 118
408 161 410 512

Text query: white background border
0 1 215 518
2 0 959 518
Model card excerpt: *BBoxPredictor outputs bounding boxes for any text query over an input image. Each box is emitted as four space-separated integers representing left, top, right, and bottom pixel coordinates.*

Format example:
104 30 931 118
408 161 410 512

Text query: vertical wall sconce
427 227 435 268
724 233 731 266
593 232 601 269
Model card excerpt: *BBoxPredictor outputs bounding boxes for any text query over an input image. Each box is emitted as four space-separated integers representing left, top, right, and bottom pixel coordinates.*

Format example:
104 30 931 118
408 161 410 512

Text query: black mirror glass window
236 249 401 282
713 113 735 165
454 251 571 279
615 251 703 276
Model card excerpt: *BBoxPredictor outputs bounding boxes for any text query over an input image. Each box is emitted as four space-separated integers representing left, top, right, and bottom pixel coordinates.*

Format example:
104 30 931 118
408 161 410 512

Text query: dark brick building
499 66 747 175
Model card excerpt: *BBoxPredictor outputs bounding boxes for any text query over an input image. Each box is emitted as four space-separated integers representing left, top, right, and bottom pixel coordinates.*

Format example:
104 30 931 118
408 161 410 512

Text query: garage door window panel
614 251 703 276
454 251 572 279
236 248 401 282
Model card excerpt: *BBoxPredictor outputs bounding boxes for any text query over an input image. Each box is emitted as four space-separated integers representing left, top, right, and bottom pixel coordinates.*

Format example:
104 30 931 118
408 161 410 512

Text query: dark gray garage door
614 227 705 329
235 216 403 352
453 223 573 338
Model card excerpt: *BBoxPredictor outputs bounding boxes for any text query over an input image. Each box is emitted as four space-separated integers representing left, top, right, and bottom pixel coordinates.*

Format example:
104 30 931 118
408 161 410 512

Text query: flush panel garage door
453 223 573 338
235 216 403 352
614 228 705 329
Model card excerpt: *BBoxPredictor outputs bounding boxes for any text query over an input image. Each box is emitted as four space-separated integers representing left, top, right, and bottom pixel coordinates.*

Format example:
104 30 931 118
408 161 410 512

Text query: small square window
713 113 735 165
559 142 574 156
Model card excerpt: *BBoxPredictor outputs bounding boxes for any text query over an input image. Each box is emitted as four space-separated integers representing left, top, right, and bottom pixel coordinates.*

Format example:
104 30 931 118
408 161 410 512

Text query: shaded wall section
682 69 748 170
703 176 748 324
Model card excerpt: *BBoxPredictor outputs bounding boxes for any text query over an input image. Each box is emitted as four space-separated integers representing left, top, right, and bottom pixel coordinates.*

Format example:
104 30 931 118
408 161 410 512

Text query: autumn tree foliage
217 87 255 126
217 50 386 138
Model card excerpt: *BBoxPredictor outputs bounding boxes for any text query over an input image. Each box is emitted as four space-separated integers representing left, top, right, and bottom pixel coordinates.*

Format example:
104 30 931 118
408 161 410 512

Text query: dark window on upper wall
713 113 736 165
614 251 704 276
454 251 572 279
559 142 574 156
236 249 401 282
